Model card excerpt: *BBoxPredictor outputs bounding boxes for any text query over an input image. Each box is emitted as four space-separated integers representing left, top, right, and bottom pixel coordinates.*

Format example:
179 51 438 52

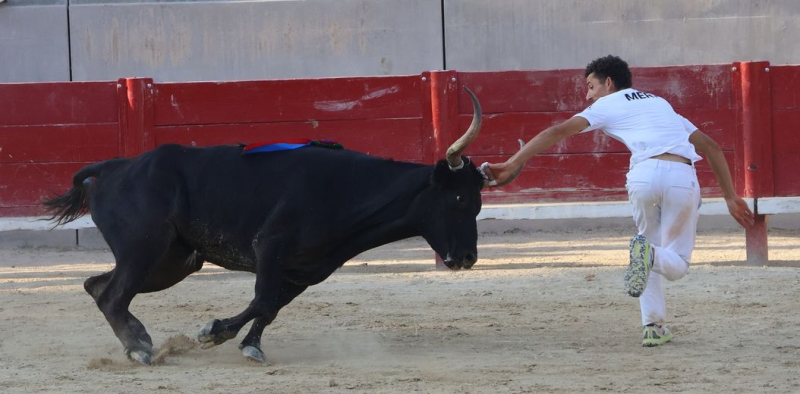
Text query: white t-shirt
573 88 702 168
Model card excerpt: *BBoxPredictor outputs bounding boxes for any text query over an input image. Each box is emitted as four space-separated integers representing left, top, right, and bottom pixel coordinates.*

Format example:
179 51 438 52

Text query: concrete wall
68 0 443 81
0 0 70 82
445 0 800 71
1 0 798 82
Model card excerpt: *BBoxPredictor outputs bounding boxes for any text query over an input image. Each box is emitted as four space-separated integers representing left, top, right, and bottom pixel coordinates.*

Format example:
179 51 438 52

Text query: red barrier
770 65 800 197
1 63 798 265
733 62 774 263
0 81 119 216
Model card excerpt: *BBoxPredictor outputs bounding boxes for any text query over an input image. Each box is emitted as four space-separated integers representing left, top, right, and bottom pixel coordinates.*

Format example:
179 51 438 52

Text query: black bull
44 88 511 364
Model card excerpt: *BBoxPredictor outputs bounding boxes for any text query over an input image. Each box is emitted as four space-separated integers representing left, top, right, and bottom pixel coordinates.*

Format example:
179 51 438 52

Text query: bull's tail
42 160 121 227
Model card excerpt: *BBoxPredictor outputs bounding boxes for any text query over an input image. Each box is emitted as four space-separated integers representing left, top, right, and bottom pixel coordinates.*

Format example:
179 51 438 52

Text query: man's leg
626 161 661 298
640 163 700 345
652 164 700 281
639 272 665 326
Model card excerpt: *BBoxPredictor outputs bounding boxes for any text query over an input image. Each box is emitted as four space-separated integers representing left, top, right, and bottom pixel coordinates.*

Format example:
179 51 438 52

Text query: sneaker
624 234 653 297
642 324 673 347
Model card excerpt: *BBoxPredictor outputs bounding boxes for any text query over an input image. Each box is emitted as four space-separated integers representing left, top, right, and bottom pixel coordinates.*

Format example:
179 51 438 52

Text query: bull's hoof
126 349 152 365
198 319 237 349
241 345 266 363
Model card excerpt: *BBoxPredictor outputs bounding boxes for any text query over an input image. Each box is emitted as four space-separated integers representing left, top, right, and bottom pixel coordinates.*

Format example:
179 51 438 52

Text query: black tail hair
42 162 107 227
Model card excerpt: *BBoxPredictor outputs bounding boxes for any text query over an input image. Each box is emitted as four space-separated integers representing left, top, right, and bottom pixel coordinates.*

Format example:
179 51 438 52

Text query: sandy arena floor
1 227 799 393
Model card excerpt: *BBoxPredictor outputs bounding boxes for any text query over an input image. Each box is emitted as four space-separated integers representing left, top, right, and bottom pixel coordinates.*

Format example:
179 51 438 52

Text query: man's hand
726 196 755 228
484 160 523 187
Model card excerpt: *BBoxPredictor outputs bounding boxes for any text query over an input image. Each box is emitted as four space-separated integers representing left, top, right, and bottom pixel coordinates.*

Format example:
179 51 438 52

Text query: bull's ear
431 160 456 188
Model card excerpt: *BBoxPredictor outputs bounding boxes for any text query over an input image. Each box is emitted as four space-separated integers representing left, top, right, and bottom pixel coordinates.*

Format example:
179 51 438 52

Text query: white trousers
626 159 701 326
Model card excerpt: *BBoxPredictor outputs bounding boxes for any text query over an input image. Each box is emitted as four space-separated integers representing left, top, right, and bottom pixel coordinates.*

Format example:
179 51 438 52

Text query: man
484 55 754 346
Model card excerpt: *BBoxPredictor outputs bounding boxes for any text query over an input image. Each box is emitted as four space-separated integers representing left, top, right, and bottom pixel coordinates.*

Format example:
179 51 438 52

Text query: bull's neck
334 164 433 256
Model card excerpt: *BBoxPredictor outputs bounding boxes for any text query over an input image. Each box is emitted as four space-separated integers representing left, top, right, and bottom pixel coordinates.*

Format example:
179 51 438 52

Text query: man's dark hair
584 55 632 90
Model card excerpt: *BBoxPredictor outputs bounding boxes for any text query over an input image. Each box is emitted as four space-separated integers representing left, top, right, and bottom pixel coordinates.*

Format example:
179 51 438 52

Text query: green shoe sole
625 235 652 297
642 326 673 347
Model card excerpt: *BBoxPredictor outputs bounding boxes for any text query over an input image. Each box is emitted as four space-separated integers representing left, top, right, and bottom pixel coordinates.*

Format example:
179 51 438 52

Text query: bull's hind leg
93 224 177 365
238 281 308 363
84 270 114 302
83 245 200 303
138 243 203 294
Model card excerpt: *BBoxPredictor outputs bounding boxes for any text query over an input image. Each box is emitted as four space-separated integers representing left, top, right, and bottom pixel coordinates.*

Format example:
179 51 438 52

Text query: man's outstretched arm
485 116 589 185
689 129 755 228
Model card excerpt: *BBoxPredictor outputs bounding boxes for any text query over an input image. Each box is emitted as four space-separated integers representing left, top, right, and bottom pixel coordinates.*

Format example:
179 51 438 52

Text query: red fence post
732 61 774 265
428 70 460 162
117 78 155 158
425 70 459 269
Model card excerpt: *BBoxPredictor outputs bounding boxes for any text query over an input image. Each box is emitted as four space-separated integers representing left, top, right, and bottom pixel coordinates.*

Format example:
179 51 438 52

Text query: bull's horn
446 86 482 170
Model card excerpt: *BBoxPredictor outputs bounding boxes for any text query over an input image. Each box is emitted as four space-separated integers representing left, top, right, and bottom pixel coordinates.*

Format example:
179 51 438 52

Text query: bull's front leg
197 238 288 352
237 281 308 362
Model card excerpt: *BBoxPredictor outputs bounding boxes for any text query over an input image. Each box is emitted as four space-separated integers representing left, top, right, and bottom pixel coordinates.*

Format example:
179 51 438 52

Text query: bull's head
415 87 521 270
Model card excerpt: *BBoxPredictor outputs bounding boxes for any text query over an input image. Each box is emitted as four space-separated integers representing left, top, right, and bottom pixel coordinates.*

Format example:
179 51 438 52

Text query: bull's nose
463 253 477 269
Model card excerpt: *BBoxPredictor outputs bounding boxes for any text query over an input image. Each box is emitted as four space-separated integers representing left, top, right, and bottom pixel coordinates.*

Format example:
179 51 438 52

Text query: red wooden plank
153 118 427 163
770 65 800 110
733 62 774 198
0 206 45 217
154 76 423 126
693 151 737 196
0 124 118 164
458 70 587 114
679 108 737 150
118 78 156 158
430 71 460 163
0 163 86 207
634 65 733 110
772 109 800 197
0 82 118 126
458 65 732 115
420 72 437 163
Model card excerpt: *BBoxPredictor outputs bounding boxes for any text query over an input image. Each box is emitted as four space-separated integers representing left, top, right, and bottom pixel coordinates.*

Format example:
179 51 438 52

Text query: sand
1 227 799 393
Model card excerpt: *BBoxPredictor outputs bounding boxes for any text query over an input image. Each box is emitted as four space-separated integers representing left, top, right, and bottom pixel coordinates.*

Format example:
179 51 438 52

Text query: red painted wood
153 118 427 163
770 66 800 110
0 82 117 126
429 71 459 162
772 109 800 197
0 124 118 164
0 206 44 217
457 70 588 114
420 72 437 163
118 78 156 158
734 61 774 199
457 65 732 115
153 76 423 126
633 65 733 110
693 151 738 195
678 108 738 150
0 163 86 207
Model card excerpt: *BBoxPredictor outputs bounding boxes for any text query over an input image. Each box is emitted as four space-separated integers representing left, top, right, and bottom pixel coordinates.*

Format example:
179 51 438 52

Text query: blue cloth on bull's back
242 138 344 155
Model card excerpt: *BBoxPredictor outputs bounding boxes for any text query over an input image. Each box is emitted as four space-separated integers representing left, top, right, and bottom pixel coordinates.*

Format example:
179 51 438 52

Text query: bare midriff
651 153 691 165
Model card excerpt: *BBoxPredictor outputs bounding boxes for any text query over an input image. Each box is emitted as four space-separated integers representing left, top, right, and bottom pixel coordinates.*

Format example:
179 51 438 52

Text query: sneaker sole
625 235 650 297
643 332 674 347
